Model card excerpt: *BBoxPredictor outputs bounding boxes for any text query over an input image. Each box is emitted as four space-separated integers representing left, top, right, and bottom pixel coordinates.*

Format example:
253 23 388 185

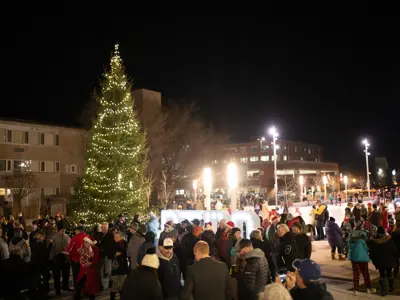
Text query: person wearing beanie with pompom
121 247 162 300
75 236 100 300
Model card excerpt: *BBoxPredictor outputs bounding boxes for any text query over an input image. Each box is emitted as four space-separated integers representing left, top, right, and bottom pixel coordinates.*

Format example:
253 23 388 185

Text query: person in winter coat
369 204 381 227
127 223 146 269
367 226 399 296
249 229 276 279
159 221 179 242
110 231 129 300
30 231 52 297
347 226 376 295
0 227 9 261
216 220 234 269
199 222 218 258
313 200 328 240
75 236 100 300
181 225 198 279
266 216 280 251
138 231 156 266
157 238 181 300
66 226 88 288
380 205 389 230
121 247 163 300
236 239 270 300
9 228 30 262
325 217 345 260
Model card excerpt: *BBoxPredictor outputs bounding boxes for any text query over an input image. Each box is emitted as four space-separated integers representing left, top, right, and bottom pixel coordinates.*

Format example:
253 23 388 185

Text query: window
40 161 45 172
308 148 311 154
175 189 184 195
250 146 258 153
45 161 54 172
249 156 259 162
30 132 39 145
24 132 29 144
260 155 269 161
283 155 288 161
44 133 54 146
247 170 260 179
12 131 23 144
55 134 60 146
271 155 275 161
284 145 287 150
30 161 39 172
300 157 304 161
56 188 60 195
0 129 5 142
55 161 60 172
13 160 23 170
70 165 77 173
40 133 45 145
294 146 298 152
0 160 6 171
240 157 248 163
7 160 11 171
304 147 307 152
7 130 12 142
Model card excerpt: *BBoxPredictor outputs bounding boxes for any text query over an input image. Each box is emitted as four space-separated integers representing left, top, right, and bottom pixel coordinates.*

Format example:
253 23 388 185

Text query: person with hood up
127 222 146 269
325 217 345 260
138 231 156 265
199 221 218 258
9 228 30 262
121 247 162 300
367 226 399 296
347 225 376 295
284 258 333 300
236 238 270 300
157 238 181 300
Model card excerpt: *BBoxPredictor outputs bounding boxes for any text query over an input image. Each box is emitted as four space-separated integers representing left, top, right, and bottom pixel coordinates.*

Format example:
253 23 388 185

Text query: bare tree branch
6 170 38 215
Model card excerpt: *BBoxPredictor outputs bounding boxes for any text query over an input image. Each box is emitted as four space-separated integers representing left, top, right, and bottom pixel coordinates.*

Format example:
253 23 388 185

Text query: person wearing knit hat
226 221 235 229
127 223 146 270
120 247 162 300
157 239 181 298
204 221 213 230
160 220 178 242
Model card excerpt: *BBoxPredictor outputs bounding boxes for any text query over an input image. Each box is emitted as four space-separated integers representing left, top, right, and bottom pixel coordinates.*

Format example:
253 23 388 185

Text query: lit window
271 156 275 161
283 155 288 161
262 145 269 151
13 160 23 170
308 148 311 154
260 156 269 161
240 157 248 163
300 157 304 161
175 189 184 195
249 156 259 162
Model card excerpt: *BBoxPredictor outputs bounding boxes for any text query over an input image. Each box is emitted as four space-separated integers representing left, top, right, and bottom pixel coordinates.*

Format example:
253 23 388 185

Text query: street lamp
193 180 198 202
299 175 304 202
362 139 371 197
392 169 396 176
269 126 279 206
323 175 328 200
343 175 348 201
203 168 212 210
227 163 238 211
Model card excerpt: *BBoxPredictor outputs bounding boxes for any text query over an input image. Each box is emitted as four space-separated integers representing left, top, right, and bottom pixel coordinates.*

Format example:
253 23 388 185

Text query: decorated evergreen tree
76 44 148 226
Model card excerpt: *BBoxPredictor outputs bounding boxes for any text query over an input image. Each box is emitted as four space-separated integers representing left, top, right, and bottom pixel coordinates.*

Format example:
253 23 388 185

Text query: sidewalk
311 240 379 281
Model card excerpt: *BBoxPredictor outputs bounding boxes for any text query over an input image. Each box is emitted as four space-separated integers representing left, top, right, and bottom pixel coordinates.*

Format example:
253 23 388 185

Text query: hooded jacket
325 220 344 248
237 248 270 300
367 235 399 269
157 249 181 298
348 230 369 262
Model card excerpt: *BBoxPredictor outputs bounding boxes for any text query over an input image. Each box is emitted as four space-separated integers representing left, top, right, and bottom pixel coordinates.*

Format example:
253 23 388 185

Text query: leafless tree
327 174 338 193
140 170 155 208
6 170 38 216
357 176 367 190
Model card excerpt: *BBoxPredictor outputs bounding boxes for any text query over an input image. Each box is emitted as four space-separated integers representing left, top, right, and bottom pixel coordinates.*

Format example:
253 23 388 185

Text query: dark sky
4 14 400 173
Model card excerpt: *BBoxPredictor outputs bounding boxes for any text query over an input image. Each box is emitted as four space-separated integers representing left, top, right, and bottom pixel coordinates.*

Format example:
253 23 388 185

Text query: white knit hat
142 253 160 269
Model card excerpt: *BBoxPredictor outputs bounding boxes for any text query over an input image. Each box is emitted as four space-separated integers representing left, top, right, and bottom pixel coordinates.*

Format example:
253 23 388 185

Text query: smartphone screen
280 274 287 283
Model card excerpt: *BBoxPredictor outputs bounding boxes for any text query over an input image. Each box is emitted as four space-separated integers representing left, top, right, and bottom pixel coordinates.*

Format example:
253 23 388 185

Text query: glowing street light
352 178 356 183
203 168 212 210
323 175 328 200
343 175 348 201
362 139 371 197
269 126 279 206
392 169 396 176
299 175 304 202
227 163 238 211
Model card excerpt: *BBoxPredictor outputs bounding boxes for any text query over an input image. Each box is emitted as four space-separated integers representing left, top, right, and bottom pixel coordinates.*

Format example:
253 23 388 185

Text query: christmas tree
76 44 148 226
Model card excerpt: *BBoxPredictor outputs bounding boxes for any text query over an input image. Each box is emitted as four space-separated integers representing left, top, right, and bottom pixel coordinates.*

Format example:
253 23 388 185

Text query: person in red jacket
380 205 389 230
65 226 87 289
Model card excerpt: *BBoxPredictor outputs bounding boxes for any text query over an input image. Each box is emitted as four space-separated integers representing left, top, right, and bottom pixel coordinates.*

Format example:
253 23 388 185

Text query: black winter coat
367 235 399 269
30 240 51 267
290 282 333 300
181 232 198 262
369 210 381 227
200 230 218 257
112 240 129 275
277 232 311 272
157 252 181 298
250 238 276 278
121 266 162 300
100 231 115 258
237 248 270 300
391 229 400 253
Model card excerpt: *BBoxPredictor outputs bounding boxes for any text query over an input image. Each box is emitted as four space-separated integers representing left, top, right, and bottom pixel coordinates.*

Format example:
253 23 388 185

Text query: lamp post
362 139 371 197
227 163 238 211
323 175 328 200
343 175 348 201
299 175 304 202
203 168 212 210
193 180 198 202
269 126 279 206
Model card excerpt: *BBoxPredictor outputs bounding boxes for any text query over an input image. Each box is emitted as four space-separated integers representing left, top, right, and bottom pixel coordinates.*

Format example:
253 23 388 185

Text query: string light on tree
73 44 149 226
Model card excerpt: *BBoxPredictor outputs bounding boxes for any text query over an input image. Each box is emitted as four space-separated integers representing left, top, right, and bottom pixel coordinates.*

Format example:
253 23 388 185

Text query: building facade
0 119 86 217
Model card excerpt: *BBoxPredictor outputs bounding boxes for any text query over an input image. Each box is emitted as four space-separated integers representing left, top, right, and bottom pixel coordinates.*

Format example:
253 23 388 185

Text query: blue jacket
348 230 370 262
325 220 343 248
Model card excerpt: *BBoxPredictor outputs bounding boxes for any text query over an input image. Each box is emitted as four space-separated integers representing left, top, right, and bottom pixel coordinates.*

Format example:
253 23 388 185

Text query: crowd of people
0 198 399 299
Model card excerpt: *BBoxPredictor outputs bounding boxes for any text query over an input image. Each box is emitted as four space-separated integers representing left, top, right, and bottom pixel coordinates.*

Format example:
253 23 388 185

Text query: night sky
5 15 400 173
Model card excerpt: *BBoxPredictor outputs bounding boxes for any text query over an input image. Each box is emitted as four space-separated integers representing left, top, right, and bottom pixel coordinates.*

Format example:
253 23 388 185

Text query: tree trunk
12 197 22 217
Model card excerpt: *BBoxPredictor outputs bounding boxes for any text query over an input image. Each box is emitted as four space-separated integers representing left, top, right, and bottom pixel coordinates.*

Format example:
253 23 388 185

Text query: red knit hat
205 221 212 229
164 220 173 228
226 221 235 228
272 215 280 222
